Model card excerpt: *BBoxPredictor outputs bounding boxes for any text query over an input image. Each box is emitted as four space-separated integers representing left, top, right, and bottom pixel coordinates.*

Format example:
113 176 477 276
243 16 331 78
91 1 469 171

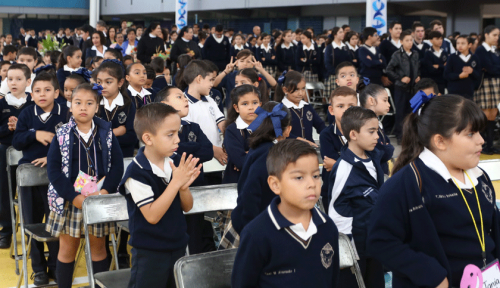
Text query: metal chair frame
6 146 23 274
339 232 366 288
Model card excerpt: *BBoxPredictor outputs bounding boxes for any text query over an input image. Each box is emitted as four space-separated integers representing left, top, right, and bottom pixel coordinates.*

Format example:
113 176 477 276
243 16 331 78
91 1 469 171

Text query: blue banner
366 0 387 35
176 0 188 30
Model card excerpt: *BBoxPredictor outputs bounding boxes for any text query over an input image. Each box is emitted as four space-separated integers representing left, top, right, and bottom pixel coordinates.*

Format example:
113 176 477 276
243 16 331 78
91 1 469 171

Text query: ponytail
248 101 291 149
176 54 193 91
392 113 423 175
273 70 304 102
57 46 81 71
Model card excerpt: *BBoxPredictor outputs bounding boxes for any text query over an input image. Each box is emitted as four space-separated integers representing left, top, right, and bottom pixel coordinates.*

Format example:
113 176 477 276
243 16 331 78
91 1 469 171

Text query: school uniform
379 37 401 67
296 42 320 82
27 35 38 49
56 65 79 95
119 147 188 288
217 71 270 108
329 146 385 288
424 38 456 55
358 45 386 85
258 44 277 78
376 121 394 175
85 45 108 61
422 47 449 94
324 41 354 98
230 44 244 58
245 42 257 56
12 103 68 274
203 35 231 71
444 52 481 100
152 75 169 92
97 92 137 157
222 117 250 184
209 88 224 114
473 42 500 109
282 97 325 142
367 148 500 287
276 43 296 73
412 40 431 61
232 196 340 288
127 85 155 109
0 73 36 96
346 43 360 67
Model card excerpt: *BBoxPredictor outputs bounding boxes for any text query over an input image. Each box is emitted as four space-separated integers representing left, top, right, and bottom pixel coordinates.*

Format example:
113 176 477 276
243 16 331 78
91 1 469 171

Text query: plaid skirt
264 65 276 78
303 70 319 83
474 77 500 109
324 74 337 100
218 220 240 250
46 201 116 238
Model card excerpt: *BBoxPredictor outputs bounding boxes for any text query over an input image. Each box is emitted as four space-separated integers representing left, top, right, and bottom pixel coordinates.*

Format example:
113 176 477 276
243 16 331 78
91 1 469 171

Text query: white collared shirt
347 43 358 51
292 39 298 46
364 44 377 55
234 44 244 50
459 53 471 62
67 101 71 108
213 35 224 44
332 41 345 50
64 65 78 72
354 157 377 182
482 42 496 53
100 92 124 111
289 216 317 241
5 93 27 107
148 157 173 182
405 50 412 57
281 43 293 49
414 40 424 50
282 96 308 109
235 116 250 130
181 37 189 43
128 85 152 99
433 48 443 58
91 45 108 57
261 44 272 53
75 121 95 143
149 33 157 38
391 38 401 49
198 43 204 49
40 112 51 121
302 43 315 51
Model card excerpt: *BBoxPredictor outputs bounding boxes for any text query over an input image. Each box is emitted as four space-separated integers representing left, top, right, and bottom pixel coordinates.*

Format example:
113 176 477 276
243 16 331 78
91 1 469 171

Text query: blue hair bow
112 46 123 52
34 64 54 75
363 77 370 86
248 103 288 137
72 68 92 83
277 70 287 86
102 58 122 67
410 90 436 114
92 83 104 96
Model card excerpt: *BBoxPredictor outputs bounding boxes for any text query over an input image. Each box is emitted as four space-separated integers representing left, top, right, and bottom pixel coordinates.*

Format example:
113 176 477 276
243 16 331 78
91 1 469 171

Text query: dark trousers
0 144 16 236
20 185 59 273
128 247 185 288
185 214 216 254
338 256 385 288
393 86 413 139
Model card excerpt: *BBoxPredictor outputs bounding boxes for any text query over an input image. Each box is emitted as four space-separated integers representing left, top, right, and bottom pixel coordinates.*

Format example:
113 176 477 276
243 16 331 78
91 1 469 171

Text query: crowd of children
0 19 498 288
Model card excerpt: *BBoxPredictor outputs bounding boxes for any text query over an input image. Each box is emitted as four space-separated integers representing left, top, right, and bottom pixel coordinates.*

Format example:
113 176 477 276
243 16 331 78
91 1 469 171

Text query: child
203 24 231 72
89 56 103 71
151 57 169 91
367 95 498 288
345 31 360 66
379 21 402 65
235 68 270 104
223 85 261 184
324 27 353 97
0 61 11 83
2 45 17 63
0 64 34 249
319 87 357 212
119 103 201 288
203 60 224 113
126 62 155 109
386 30 421 141
63 68 91 107
94 60 137 157
230 34 245 58
276 70 325 144
104 48 124 63
412 22 430 60
444 35 481 100
414 78 440 96
56 46 83 94
422 31 448 94
45 83 124 288
123 55 134 68
173 54 192 89
359 84 394 175
258 33 277 78
296 31 319 82
0 47 37 96
275 29 295 73
145 65 155 89
232 139 339 288
12 71 67 285
329 106 385 288
358 28 386 86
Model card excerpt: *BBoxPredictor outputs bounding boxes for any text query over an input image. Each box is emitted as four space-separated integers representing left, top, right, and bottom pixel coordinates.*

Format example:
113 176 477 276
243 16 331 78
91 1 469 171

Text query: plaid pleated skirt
303 70 319 83
474 77 500 109
218 220 240 250
264 65 276 78
46 201 116 238
324 74 337 99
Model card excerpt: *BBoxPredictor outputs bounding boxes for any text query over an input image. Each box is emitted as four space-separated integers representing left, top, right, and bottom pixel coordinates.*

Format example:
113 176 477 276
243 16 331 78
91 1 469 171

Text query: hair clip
277 70 287 86
92 83 104 96
258 77 262 81
362 77 370 86
72 68 92 83
247 103 287 137
410 90 436 115
34 64 54 76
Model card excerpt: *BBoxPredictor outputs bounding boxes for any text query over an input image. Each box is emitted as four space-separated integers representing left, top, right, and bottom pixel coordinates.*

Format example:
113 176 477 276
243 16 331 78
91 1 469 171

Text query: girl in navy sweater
63 68 92 108
94 60 137 157
473 25 500 155
275 30 296 73
222 85 262 184
324 27 354 99
257 33 277 78
296 31 320 82
422 31 448 94
230 34 245 58
56 46 82 96
126 62 155 109
368 95 500 288
46 83 124 288
345 31 359 67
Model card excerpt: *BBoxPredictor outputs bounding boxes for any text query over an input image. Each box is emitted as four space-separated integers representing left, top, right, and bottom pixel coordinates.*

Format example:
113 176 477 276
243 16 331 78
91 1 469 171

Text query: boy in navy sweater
328 106 385 288
232 139 339 288
203 25 231 72
358 28 387 86
119 103 201 288
12 71 67 285
0 64 34 249
0 47 37 97
422 31 448 94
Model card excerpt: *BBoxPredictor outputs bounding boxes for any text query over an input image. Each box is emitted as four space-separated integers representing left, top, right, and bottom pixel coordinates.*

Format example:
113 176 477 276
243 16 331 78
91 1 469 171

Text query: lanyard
451 171 486 267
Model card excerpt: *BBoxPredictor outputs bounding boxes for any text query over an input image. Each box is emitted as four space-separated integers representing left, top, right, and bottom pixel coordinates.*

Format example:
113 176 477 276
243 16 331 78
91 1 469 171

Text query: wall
0 0 88 8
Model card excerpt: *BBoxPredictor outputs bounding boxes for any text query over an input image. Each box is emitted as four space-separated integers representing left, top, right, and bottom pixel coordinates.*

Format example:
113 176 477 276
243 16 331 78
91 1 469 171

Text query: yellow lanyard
451 171 486 267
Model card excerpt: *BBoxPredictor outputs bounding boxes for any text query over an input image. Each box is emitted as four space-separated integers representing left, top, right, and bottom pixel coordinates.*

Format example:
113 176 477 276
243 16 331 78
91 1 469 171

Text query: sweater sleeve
324 45 334 71
116 105 137 146
476 48 500 75
224 127 247 171
311 107 326 134
0 108 12 139
358 48 384 68
101 135 124 194
12 110 37 151
231 228 267 288
443 56 459 81
47 136 80 202
470 55 482 81
376 131 394 164
178 124 214 163
319 129 341 161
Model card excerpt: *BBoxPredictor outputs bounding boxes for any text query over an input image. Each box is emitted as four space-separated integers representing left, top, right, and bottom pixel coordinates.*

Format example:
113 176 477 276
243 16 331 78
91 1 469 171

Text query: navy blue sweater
97 100 137 157
127 88 156 110
230 45 244 58
376 124 394 175
12 103 68 164
422 48 449 86
203 35 231 71
222 122 250 184
119 147 189 252
368 159 500 287
258 46 277 68
152 75 169 92
47 117 124 202
232 197 339 288
444 53 481 99
286 102 325 142
358 45 386 85
296 43 321 74
474 45 500 79
231 141 276 234
324 43 353 79
0 94 34 146
276 44 296 72
412 41 431 60
379 38 400 66
56 69 71 96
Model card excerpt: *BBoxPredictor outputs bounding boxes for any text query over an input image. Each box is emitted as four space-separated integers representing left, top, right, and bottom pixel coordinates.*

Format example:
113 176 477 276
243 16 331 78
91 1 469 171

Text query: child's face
137 28 143 37
126 63 147 88
430 37 443 48
96 71 122 98
389 24 402 39
402 35 414 51
350 118 379 152
124 59 133 67
234 36 243 45
64 78 80 102
6 52 16 61
43 54 51 65
67 50 83 68
250 38 257 46
198 74 214 96
235 74 256 87
456 38 471 54
162 88 189 118
236 56 253 70
336 66 359 90
295 33 302 42
93 59 103 70
372 91 391 117
263 36 271 45
349 35 359 47
6 35 12 44
329 95 357 126
283 32 293 44
147 114 181 158
284 79 306 105
70 89 99 124
0 64 11 80
300 35 310 45
234 92 261 124
7 69 29 96
269 154 321 211
144 79 153 89
17 54 36 72
32 80 58 111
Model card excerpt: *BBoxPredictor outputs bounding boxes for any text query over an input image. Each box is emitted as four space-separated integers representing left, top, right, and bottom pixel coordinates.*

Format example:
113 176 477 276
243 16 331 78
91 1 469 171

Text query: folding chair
339 232 366 288
174 248 237 288
16 164 58 288
82 194 130 288
6 146 23 275
305 82 326 108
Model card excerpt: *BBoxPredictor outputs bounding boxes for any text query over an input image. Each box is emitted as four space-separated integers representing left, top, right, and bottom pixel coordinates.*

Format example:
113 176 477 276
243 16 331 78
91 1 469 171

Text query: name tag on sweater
482 260 500 288
461 260 500 288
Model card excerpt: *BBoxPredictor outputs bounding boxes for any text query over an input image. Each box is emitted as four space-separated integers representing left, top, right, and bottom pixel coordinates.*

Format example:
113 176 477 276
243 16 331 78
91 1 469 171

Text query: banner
176 0 188 30
366 0 387 35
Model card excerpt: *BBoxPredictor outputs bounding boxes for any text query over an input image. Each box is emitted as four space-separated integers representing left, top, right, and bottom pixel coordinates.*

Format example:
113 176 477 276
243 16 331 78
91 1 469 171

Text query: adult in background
203 24 230 71
170 25 201 67
253 26 261 38
137 22 165 64
19 27 27 46
122 28 138 56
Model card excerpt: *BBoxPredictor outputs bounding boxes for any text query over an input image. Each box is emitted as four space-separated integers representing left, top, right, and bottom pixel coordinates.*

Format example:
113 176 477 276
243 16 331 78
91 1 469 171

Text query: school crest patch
306 111 313 121
118 111 127 124
321 243 334 269
482 181 493 204
188 131 197 142
471 61 477 68
223 41 227 45
313 51 317 56
442 55 447 62
215 95 221 105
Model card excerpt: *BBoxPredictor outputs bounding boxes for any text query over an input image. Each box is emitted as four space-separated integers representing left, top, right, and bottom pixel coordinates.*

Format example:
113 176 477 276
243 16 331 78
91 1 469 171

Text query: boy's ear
141 132 153 146
349 130 357 142
54 89 60 98
267 175 281 196
26 78 32 87
328 105 334 116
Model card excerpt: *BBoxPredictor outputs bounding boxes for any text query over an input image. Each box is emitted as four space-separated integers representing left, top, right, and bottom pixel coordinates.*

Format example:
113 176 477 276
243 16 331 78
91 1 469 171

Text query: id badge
460 260 500 288
74 170 98 197
482 260 500 287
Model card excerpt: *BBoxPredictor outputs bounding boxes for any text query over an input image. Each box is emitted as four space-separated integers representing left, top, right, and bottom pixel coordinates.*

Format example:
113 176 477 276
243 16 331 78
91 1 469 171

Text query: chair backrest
174 248 237 288
338 233 355 269
82 194 128 226
123 157 134 177
478 159 500 181
185 184 238 215
6 146 23 167
16 164 49 187
305 82 326 90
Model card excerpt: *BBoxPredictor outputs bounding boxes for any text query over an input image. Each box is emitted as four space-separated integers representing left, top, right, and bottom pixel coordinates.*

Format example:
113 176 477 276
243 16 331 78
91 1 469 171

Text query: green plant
39 37 67 56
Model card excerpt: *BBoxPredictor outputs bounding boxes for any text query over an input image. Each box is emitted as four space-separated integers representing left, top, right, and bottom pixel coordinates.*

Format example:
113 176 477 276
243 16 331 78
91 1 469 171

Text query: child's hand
415 76 420 83
224 57 236 74
113 126 126 137
381 76 392 87
8 116 18 131
300 58 306 62
214 146 228 166
366 55 372 60
251 56 263 71
36 131 55 146
433 64 439 69
170 153 201 190
401 77 411 84
459 71 469 79
72 194 86 209
323 156 336 172
436 278 448 288
297 137 318 148
271 55 275 60
233 165 240 172
32 157 47 167
463 66 473 74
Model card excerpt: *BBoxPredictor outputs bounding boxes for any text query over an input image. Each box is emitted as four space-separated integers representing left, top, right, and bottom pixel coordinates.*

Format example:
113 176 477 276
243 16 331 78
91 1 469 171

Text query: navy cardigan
324 43 353 79
0 94 34 146
222 122 250 184
474 45 500 79
287 103 325 142
444 53 481 99
97 100 137 157
358 45 386 85
295 43 321 75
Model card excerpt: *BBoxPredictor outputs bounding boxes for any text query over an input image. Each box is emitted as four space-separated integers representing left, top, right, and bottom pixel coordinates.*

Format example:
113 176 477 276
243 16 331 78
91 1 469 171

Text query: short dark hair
126 28 136 35
215 25 224 32
198 31 208 40
329 86 357 103
0 61 11 69
400 30 413 40
145 65 155 80
183 60 212 85
389 21 402 30
8 63 31 80
429 20 443 29
32 71 59 91
134 103 179 139
236 49 254 60
18 47 37 61
150 57 165 74
2 45 18 56
295 28 303 34
203 24 210 30
428 30 443 39
412 22 425 32
203 59 219 74
341 106 378 142
362 27 378 41
414 78 439 94
267 139 318 180
154 86 180 103
457 34 474 45
341 24 350 30
335 61 357 77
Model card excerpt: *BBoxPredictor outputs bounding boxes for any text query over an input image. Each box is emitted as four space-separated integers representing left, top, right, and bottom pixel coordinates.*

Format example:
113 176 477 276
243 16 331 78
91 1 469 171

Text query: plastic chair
174 248 237 288
305 82 326 108
6 146 22 275
82 194 130 288
339 233 366 288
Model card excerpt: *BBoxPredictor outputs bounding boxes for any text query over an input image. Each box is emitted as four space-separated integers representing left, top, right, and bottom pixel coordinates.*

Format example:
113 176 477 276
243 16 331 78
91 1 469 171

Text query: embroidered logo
471 61 477 68
313 51 317 56
188 131 197 142
442 55 447 62
55 122 64 131
306 110 313 121
321 243 334 269
482 181 493 204
2 109 10 113
215 95 221 105
223 41 227 45
118 111 127 124
209 106 215 118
